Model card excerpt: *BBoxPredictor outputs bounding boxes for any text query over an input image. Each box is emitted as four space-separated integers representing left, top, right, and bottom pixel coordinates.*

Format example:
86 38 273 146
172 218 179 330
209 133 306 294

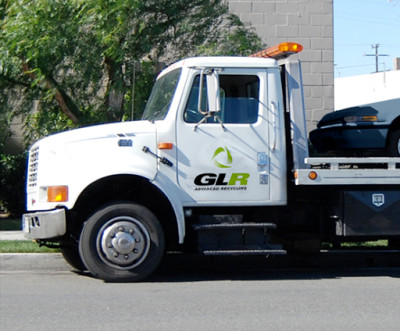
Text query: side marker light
158 142 173 150
308 171 318 180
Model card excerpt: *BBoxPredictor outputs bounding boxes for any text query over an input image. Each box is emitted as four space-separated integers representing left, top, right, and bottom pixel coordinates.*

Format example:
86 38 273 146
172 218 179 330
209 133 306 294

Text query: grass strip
0 240 60 253
322 240 388 249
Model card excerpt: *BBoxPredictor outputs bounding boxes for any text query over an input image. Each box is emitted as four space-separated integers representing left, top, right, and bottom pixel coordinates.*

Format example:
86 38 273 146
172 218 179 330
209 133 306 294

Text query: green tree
1 0 261 142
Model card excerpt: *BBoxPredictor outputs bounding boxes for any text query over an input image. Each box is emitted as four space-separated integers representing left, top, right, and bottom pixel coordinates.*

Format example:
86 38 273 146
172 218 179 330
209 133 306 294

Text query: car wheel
387 128 400 157
79 202 165 282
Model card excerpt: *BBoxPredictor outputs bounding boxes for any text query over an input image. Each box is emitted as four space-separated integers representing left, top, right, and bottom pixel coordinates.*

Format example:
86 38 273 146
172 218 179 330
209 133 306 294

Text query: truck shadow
148 252 400 282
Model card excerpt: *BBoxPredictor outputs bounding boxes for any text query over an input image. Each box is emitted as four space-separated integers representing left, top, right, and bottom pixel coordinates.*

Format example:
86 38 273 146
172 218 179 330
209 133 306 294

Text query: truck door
176 68 286 206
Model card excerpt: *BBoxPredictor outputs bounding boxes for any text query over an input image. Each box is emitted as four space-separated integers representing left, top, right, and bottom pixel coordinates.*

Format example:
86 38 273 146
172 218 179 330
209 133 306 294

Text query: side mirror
194 68 225 131
206 70 221 113
197 69 221 114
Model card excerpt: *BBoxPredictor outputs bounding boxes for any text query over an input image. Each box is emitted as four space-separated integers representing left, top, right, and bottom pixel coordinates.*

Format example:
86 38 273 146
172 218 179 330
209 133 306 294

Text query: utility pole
364 44 390 73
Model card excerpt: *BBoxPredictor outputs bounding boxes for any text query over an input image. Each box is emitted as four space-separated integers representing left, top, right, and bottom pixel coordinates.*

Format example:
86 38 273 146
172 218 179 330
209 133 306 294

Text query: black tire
79 202 165 282
387 128 400 156
61 245 87 271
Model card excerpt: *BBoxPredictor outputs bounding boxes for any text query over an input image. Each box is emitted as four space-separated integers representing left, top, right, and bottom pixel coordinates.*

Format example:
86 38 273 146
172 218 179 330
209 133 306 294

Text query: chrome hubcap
97 217 150 269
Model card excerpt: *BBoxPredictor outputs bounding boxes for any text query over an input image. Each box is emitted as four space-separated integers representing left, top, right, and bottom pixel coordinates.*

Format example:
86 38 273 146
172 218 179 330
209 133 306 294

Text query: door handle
270 102 278 152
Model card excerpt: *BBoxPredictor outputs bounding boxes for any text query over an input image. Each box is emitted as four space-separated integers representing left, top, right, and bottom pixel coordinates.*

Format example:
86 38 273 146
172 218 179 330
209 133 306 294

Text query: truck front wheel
61 245 86 271
79 202 165 282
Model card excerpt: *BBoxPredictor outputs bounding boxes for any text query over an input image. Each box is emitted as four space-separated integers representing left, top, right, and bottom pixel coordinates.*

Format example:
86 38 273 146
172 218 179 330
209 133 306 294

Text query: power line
335 63 386 70
335 14 400 27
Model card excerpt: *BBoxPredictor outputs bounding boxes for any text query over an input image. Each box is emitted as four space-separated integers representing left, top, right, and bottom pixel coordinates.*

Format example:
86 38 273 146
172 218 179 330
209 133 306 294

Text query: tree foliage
0 152 26 216
1 0 262 146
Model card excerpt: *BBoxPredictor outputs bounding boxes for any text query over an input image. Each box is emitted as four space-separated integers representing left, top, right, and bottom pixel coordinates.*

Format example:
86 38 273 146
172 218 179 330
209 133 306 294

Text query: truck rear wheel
387 128 400 156
79 202 165 282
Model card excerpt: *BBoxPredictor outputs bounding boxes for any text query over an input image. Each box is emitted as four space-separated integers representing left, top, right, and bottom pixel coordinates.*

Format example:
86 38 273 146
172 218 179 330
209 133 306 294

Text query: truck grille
28 146 39 188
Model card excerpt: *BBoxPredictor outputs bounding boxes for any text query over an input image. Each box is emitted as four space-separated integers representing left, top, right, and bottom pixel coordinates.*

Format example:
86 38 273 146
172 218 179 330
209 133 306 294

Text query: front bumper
22 209 67 240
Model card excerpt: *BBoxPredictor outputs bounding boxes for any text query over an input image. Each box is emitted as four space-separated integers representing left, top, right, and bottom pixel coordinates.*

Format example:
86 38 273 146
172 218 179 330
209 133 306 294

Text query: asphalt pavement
3 264 400 331
0 252 70 271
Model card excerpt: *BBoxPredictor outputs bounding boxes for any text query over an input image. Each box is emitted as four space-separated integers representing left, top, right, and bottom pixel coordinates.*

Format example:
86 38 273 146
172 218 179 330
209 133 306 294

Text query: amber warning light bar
250 42 303 60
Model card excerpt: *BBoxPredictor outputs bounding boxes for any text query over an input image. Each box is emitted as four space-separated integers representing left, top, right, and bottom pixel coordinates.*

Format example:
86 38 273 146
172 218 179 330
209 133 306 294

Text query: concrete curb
0 231 71 272
0 253 70 272
0 231 26 241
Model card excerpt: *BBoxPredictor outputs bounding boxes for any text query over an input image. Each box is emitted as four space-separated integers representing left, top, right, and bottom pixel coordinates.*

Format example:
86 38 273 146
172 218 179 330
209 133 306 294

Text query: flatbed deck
295 157 400 185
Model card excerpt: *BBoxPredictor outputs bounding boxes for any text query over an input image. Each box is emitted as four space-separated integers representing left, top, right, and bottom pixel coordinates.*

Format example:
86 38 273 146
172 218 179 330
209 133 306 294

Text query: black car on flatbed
310 98 400 156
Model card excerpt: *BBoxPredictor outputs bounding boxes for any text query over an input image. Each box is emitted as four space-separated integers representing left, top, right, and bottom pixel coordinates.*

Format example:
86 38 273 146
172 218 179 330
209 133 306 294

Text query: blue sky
334 0 400 77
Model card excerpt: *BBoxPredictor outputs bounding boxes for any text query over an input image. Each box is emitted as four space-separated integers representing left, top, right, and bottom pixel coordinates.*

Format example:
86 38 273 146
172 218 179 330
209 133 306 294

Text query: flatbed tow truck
23 42 400 281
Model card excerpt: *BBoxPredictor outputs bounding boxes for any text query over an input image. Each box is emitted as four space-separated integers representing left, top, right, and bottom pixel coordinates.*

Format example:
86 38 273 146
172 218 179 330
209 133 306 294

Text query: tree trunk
22 62 79 125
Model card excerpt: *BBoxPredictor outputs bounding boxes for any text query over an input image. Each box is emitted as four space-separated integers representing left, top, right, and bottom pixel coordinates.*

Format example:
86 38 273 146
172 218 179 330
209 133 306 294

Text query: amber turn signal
47 186 68 202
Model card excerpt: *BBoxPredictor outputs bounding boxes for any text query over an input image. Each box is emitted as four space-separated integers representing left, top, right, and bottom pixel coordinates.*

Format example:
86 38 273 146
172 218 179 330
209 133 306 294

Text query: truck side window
184 74 260 124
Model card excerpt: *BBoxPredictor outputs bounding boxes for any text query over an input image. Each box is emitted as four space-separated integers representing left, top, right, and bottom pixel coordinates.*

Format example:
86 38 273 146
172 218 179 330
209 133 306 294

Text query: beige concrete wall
227 0 334 131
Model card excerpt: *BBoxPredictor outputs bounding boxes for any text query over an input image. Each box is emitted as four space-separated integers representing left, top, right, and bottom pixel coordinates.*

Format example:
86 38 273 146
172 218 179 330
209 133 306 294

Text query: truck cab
147 56 287 207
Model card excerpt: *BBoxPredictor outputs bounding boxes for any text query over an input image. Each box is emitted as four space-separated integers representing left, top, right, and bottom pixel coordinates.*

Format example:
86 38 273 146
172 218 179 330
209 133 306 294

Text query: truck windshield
142 68 182 121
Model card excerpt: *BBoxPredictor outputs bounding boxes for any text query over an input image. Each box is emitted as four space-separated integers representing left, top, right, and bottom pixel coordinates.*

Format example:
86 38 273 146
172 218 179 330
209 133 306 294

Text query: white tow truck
23 43 400 281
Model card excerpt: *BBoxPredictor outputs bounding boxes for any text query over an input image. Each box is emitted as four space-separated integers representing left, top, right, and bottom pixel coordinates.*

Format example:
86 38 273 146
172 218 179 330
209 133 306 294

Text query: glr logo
212 147 232 168
194 146 250 189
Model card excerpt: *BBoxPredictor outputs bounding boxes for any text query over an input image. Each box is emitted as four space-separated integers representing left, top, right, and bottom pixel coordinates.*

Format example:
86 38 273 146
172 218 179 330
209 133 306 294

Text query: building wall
335 69 400 110
227 0 334 130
